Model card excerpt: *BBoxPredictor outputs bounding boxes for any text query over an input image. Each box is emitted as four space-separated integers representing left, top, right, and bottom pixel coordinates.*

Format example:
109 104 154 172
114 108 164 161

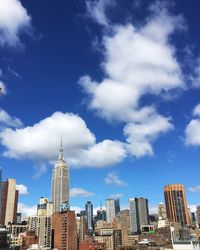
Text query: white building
51 141 69 213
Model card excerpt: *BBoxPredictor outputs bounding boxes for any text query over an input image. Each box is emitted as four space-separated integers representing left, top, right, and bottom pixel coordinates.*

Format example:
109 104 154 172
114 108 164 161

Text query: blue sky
1 0 200 216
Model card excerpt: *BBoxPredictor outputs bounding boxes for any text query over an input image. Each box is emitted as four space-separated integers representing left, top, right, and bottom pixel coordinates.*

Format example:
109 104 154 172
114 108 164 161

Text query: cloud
18 203 37 218
185 104 200 146
70 188 94 197
109 193 123 199
124 112 173 158
16 184 28 195
193 104 200 117
0 109 23 127
105 172 127 186
80 1 184 157
86 0 114 27
0 0 31 47
188 204 197 213
0 112 126 168
0 81 6 95
80 12 184 123
149 204 158 214
188 186 200 193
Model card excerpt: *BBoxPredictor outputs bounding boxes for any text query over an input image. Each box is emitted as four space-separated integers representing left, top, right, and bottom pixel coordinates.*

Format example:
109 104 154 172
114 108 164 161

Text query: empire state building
51 142 69 213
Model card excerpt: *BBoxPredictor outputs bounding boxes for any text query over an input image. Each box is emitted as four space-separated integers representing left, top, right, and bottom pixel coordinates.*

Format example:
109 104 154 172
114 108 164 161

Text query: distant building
52 210 77 250
37 197 53 217
116 209 130 246
196 205 200 228
0 226 8 248
85 201 93 233
94 209 106 223
51 141 70 213
17 213 22 223
7 221 27 248
79 237 106 250
171 227 200 250
20 231 38 250
158 203 167 220
28 197 53 249
164 184 190 226
95 228 122 250
79 215 87 242
0 178 18 225
129 197 149 234
106 199 120 223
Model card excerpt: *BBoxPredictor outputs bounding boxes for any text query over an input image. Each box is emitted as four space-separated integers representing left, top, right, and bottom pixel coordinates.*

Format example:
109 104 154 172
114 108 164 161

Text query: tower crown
57 139 65 163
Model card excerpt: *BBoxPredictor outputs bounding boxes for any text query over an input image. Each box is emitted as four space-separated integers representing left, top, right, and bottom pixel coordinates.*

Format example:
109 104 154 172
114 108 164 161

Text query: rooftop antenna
100 195 102 211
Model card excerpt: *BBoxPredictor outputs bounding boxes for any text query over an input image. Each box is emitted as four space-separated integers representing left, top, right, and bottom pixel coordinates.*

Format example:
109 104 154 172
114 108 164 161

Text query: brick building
79 237 106 250
52 210 77 250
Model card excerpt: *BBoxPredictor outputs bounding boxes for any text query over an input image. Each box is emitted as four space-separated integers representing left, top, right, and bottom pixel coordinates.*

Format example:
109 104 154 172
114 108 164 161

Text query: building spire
58 138 65 162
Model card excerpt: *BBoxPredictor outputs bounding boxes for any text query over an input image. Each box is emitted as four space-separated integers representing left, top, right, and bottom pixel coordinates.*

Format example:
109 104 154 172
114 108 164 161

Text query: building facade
28 198 53 249
51 142 70 213
164 184 190 226
129 197 149 234
106 199 120 223
0 178 18 226
85 201 93 233
52 210 77 250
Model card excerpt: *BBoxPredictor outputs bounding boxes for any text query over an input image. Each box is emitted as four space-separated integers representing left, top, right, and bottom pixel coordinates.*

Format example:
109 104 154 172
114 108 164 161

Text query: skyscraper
129 197 149 234
0 178 18 225
51 141 69 213
164 184 190 227
106 199 120 223
85 201 93 233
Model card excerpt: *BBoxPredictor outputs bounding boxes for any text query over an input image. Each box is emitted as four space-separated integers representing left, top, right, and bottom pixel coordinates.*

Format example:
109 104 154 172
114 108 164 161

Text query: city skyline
1 0 200 217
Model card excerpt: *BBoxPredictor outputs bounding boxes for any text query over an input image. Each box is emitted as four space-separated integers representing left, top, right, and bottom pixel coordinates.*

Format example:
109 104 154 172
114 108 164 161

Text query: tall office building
0 178 18 226
85 201 93 233
129 197 149 234
164 184 190 226
51 141 69 213
106 199 120 223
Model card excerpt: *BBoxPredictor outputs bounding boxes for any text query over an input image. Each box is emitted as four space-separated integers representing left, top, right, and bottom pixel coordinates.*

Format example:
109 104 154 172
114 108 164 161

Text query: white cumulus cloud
80 2 184 157
109 193 123 199
0 0 31 47
86 0 114 27
185 103 200 146
16 184 28 195
70 188 94 197
18 203 37 218
188 186 200 193
0 109 23 127
105 172 127 187
0 112 126 168
124 112 173 158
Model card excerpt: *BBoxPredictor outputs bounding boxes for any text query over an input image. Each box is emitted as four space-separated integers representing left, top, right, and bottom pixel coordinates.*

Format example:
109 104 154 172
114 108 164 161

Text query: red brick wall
52 211 77 250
